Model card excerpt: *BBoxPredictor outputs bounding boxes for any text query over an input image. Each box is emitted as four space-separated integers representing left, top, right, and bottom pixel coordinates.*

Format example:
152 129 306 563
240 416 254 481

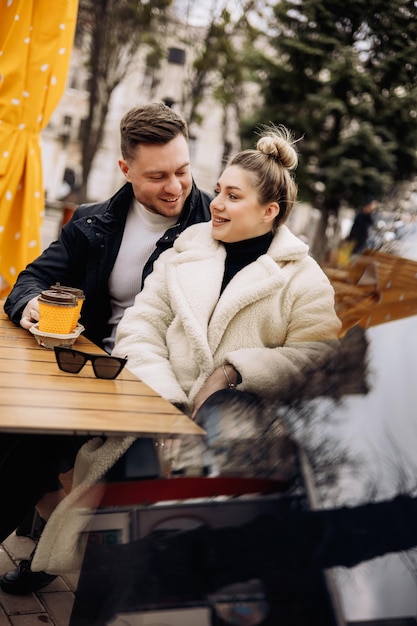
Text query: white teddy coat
113 221 341 411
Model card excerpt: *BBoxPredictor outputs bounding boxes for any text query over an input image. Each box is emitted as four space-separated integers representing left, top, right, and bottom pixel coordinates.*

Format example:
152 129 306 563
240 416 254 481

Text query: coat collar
166 222 310 355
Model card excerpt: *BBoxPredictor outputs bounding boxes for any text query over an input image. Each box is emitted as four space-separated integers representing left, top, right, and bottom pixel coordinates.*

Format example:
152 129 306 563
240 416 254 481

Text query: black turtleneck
220 231 274 293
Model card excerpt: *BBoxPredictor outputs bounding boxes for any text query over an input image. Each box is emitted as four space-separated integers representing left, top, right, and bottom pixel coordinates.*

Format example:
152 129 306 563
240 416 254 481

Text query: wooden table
0 306 204 437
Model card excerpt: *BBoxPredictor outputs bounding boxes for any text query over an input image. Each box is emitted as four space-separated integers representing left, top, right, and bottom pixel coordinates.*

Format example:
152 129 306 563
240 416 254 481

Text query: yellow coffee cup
50 283 85 331
38 290 78 335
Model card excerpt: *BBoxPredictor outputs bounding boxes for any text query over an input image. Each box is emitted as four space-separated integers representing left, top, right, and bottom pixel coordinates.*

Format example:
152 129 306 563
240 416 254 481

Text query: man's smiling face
119 134 192 217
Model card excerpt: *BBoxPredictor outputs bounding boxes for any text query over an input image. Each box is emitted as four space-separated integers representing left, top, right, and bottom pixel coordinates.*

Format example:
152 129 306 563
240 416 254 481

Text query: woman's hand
20 296 40 329
191 365 239 420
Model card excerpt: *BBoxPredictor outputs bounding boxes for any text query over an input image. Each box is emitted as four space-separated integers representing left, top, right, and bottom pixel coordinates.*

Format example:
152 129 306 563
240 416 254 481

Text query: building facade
40 24 239 204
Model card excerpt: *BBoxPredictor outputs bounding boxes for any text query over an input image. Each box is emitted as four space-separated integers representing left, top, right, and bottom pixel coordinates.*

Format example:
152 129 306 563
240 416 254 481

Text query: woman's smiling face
210 165 279 243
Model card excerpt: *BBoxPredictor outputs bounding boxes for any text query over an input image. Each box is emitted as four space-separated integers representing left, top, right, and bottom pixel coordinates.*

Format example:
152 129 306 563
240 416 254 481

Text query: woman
113 124 341 420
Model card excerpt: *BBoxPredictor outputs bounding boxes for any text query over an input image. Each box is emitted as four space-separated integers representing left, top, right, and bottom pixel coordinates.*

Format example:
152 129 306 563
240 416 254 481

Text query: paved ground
0 533 77 626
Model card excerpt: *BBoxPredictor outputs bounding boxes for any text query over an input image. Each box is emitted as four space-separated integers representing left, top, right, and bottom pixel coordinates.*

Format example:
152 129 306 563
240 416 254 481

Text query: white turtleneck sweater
102 199 177 353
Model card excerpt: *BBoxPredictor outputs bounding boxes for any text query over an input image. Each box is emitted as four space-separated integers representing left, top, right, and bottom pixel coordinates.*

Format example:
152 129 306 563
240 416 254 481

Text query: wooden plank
378 289 417 306
0 385 180 414
0 406 204 436
360 301 417 329
332 282 377 298
0 370 160 396
0 350 142 383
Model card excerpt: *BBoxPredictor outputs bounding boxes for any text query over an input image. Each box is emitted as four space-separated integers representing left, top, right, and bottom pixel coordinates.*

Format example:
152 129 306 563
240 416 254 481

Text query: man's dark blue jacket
4 182 212 348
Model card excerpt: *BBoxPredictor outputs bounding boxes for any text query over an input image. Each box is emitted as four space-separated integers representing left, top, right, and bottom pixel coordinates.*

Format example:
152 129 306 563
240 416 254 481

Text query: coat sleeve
3 210 89 325
112 251 190 411
226 258 342 402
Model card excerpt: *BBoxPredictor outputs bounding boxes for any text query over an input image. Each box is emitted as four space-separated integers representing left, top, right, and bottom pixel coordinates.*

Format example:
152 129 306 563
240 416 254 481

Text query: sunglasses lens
92 356 125 379
56 349 86 373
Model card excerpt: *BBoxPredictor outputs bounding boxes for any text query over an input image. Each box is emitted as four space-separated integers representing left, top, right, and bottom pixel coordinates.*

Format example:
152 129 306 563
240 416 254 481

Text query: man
1 102 212 594
5 102 211 351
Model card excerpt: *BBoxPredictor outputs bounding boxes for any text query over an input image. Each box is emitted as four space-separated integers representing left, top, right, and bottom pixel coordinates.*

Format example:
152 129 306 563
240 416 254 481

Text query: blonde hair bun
256 124 298 170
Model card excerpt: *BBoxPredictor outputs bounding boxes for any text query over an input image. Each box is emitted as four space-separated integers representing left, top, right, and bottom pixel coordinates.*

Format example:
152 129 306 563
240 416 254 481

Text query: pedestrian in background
347 197 378 254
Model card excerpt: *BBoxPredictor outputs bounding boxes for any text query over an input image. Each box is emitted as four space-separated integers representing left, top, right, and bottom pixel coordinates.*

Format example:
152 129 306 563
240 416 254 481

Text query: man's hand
20 296 40 329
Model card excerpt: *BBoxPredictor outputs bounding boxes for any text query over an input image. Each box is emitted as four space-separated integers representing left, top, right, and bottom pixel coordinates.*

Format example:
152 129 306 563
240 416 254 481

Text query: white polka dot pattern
0 0 79 294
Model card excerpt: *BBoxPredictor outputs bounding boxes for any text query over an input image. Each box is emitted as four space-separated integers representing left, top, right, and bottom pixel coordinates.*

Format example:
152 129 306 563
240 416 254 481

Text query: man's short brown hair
120 102 189 161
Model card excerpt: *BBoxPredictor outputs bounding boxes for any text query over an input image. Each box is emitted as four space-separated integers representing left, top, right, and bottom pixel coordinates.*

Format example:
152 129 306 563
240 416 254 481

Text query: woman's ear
263 202 280 223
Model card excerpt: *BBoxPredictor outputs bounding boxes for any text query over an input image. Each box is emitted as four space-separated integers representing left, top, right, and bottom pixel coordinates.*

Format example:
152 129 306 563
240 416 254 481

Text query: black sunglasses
54 347 127 380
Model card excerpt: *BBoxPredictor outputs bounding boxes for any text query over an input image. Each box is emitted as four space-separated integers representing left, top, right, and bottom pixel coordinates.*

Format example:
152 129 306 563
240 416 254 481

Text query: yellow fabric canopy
0 0 79 296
